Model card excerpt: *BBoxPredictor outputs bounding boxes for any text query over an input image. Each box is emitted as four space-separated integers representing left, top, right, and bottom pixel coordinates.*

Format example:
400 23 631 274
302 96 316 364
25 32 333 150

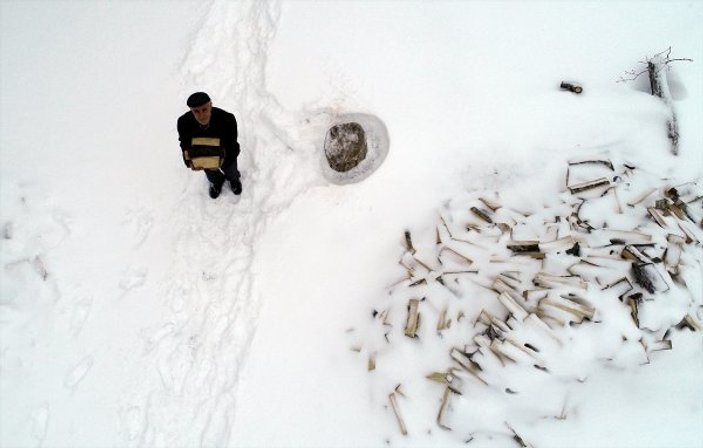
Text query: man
177 92 242 198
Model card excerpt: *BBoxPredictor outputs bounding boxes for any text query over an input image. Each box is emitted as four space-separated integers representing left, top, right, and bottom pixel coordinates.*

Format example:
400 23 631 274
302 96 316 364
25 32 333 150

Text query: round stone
324 122 368 172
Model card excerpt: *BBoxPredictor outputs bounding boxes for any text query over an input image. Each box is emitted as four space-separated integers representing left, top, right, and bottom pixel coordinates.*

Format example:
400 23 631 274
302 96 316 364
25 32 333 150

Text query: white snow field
1 1 702 447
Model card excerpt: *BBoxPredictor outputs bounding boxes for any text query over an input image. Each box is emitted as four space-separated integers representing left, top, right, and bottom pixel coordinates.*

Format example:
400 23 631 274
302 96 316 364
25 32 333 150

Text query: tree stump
324 122 368 172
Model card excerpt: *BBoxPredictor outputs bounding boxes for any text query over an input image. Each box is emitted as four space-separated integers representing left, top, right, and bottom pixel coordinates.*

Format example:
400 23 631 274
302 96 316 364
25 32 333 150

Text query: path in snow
121 2 328 446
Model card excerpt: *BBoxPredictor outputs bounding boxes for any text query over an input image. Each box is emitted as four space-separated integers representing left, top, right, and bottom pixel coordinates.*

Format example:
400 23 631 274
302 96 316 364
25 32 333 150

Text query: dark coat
177 107 240 167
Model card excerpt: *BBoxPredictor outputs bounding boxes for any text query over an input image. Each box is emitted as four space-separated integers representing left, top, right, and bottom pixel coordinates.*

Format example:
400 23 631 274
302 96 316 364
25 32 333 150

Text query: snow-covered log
647 56 679 155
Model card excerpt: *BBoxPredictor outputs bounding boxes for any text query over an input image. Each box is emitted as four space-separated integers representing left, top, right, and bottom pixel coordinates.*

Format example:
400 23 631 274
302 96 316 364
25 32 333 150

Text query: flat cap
187 92 211 108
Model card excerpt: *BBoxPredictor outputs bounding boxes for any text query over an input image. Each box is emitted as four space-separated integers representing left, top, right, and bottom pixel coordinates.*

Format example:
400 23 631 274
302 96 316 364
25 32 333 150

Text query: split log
632 263 669 294
506 423 529 448
470 206 494 224
437 387 453 430
491 339 540 365
438 246 474 266
675 314 701 331
388 392 408 436
627 187 657 207
426 370 463 394
568 177 610 194
523 289 549 301
647 207 669 228
622 245 653 264
507 240 540 253
404 230 416 254
591 229 653 246
404 299 421 338
568 158 614 170
437 307 451 331
534 272 588 290
627 295 640 327
507 240 543 258
524 313 562 345
497 291 529 321
602 277 633 299
450 348 486 384
493 277 522 299
539 294 595 323
664 242 682 276
677 220 700 244
541 236 576 252
479 196 501 212
644 339 673 352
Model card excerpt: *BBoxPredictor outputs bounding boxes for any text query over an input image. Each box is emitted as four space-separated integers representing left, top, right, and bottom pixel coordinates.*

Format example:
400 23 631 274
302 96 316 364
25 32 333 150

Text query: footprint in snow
64 356 94 390
119 268 147 292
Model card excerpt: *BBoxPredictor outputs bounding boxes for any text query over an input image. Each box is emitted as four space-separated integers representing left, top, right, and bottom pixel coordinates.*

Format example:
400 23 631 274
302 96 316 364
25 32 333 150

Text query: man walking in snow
177 92 242 198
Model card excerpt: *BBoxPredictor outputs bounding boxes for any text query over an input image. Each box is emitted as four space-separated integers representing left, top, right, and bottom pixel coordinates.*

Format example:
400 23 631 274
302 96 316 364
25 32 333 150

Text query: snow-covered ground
1 1 702 447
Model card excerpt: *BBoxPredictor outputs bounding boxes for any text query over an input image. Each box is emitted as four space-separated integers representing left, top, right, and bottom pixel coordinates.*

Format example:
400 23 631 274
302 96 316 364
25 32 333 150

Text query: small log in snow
647 56 679 155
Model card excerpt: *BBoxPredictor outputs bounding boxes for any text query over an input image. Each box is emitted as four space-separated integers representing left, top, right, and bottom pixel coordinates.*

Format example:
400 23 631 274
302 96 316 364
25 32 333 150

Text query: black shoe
209 182 222 199
231 179 242 195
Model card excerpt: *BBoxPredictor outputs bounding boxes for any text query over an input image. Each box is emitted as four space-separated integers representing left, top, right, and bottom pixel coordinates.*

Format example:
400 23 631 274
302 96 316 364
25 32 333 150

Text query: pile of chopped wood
354 158 702 442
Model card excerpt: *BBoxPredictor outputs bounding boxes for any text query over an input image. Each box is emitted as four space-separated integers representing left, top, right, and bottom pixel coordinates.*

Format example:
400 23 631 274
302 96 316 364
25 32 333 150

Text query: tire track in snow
124 2 323 446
